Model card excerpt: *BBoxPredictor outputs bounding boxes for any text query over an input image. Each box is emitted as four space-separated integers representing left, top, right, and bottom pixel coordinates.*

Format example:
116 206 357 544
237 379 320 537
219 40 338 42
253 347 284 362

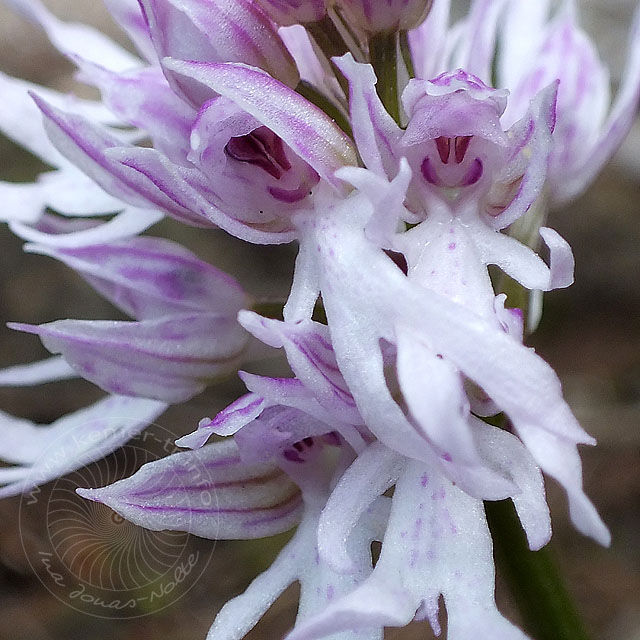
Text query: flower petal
0 395 166 498
140 0 298 105
318 441 402 573
332 54 402 179
9 208 163 249
103 0 157 63
238 312 361 424
10 314 248 403
31 94 208 226
288 460 529 640
74 61 196 163
77 438 302 539
26 236 248 320
473 418 551 551
0 356 77 387
176 393 267 448
5 0 140 71
556 6 640 203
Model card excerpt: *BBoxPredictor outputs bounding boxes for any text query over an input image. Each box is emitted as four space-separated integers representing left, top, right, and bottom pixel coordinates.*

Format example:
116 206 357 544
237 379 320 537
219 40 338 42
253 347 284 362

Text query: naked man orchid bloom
0 0 639 639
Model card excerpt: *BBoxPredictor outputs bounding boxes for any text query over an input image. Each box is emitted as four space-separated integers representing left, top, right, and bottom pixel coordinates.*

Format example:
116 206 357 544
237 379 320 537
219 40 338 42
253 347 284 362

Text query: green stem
486 499 592 640
369 31 402 125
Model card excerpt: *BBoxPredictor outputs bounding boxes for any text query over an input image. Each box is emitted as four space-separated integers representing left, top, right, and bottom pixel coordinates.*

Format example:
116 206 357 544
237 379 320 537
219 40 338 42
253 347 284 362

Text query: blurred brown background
0 1 638 639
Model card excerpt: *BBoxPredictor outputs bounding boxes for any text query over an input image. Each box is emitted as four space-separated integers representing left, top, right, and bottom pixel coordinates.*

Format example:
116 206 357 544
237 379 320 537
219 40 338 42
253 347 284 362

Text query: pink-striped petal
78 439 302 539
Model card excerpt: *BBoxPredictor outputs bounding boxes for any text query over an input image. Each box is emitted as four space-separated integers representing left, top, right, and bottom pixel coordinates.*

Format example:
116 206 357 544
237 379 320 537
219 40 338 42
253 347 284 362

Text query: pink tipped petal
10 314 248 403
332 54 402 179
0 356 77 387
26 237 248 320
140 0 298 106
163 59 357 186
77 439 303 539
5 0 140 71
176 393 267 449
0 395 166 498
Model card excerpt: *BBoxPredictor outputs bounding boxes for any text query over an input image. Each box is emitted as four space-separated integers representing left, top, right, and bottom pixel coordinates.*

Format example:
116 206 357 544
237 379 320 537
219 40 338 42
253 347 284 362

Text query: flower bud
255 0 328 26
335 0 433 33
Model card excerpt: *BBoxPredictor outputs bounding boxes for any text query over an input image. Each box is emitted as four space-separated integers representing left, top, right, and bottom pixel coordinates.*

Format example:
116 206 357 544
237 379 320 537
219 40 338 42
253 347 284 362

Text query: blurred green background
0 1 638 638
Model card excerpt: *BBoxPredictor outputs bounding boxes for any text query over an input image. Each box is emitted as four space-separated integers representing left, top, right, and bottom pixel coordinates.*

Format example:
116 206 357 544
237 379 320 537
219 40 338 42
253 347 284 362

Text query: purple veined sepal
8 235 252 403
336 0 434 34
79 405 381 640
24 236 249 320
77 438 304 540
9 314 248 404
138 0 299 107
254 0 328 26
0 395 167 499
72 59 197 164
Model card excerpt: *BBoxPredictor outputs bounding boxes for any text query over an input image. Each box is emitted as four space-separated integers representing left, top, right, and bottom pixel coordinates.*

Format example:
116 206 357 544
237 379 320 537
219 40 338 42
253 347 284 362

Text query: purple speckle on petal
420 473 429 487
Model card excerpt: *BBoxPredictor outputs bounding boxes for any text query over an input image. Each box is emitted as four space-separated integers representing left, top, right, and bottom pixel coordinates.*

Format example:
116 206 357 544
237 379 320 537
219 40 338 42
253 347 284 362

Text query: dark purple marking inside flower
460 159 483 186
283 436 315 463
454 135 472 163
225 126 292 179
435 136 451 163
420 157 442 185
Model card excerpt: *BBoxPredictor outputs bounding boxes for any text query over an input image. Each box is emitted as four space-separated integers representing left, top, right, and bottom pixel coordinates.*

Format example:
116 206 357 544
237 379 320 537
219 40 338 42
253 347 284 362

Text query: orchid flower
79 401 384 640
410 0 640 206
155 311 548 639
